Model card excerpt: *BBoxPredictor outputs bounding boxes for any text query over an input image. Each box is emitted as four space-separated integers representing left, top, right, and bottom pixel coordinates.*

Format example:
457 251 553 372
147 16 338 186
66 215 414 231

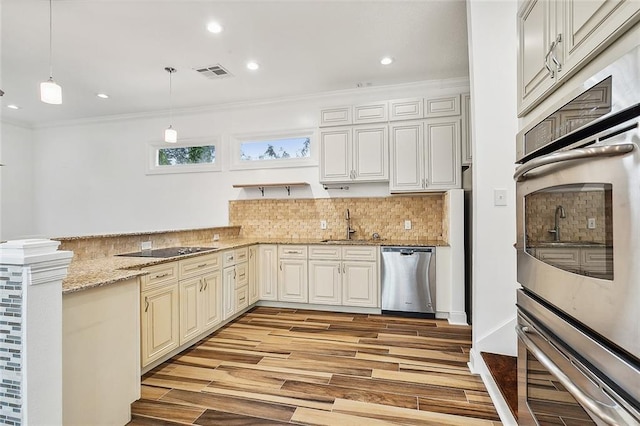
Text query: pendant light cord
49 0 53 79
169 70 173 126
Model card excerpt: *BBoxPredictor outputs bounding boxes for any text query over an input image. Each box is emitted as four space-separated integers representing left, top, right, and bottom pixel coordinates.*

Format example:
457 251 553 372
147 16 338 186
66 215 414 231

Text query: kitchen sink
320 239 378 244
116 246 217 258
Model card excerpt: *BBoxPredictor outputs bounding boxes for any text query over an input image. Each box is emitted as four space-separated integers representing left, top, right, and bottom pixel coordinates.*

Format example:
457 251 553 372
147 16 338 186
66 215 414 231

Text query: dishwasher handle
400 249 415 256
382 246 435 254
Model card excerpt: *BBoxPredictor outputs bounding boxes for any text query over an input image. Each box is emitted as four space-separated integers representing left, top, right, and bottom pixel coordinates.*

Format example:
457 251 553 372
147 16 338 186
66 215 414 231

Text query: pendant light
40 0 62 104
164 67 177 143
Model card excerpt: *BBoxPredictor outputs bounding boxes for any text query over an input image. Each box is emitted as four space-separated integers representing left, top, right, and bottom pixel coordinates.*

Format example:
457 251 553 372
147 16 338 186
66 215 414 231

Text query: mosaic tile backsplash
525 190 610 243
229 195 446 242
0 265 23 426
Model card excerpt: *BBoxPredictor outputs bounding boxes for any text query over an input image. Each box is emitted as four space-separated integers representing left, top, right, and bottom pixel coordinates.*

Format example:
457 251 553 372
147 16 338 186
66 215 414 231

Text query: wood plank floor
130 307 502 425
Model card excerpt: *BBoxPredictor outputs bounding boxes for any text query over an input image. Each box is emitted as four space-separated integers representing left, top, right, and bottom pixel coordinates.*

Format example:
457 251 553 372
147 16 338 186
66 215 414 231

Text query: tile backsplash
229 195 446 241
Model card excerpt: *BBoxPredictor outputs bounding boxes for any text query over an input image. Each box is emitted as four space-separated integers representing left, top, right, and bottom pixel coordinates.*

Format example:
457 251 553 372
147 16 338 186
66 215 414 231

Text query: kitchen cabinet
308 245 379 308
320 106 352 127
424 94 461 118
517 0 640 116
534 246 612 276
258 244 278 300
319 124 389 183
389 118 461 193
248 245 259 304
222 248 249 320
141 281 179 367
353 101 388 124
389 98 424 121
278 245 308 303
461 93 472 165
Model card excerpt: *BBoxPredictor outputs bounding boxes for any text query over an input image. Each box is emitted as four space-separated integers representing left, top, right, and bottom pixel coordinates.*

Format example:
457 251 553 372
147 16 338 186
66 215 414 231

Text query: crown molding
32 77 471 130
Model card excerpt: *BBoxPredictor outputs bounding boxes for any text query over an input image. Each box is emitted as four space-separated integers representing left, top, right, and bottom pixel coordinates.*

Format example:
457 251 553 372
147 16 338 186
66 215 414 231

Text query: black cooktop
116 246 217 258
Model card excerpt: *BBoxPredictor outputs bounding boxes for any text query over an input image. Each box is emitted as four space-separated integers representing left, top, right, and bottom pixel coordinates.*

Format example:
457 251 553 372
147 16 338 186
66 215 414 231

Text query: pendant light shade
40 78 62 104
164 125 177 143
164 67 177 143
41 0 62 105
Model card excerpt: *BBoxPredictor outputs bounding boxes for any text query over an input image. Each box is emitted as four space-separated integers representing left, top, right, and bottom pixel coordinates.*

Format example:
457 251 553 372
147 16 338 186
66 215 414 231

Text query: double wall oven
515 46 640 425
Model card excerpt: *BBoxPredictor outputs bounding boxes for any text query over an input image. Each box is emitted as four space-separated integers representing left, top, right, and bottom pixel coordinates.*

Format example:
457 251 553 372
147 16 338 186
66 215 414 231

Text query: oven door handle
514 143 634 182
517 326 636 425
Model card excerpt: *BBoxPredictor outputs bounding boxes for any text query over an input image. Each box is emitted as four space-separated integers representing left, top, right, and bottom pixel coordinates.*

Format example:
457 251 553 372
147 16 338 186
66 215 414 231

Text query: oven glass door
524 183 614 280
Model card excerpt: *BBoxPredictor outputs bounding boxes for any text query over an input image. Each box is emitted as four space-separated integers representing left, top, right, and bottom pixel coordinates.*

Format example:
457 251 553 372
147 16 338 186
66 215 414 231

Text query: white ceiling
1 0 469 126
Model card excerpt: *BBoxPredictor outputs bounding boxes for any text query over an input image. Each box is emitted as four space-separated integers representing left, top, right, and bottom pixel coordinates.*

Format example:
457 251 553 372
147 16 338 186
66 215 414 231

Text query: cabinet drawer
389 98 424 121
536 248 580 270
235 248 249 263
179 253 220 279
320 106 352 127
278 245 308 259
140 262 179 291
222 250 239 268
235 262 249 288
353 101 388 124
342 246 377 261
424 94 461 117
308 245 341 260
235 286 249 311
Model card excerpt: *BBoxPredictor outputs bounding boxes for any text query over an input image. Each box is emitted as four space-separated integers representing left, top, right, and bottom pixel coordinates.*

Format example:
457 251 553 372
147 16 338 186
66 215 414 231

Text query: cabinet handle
155 272 169 279
239 297 246 302
239 273 246 279
249 249 253 258
234 269 237 279
203 278 208 290
550 34 562 73
144 297 149 313
343 264 346 274
197 263 207 268
199 279 203 292
279 262 283 271
286 250 302 254
544 44 555 78
424 178 428 188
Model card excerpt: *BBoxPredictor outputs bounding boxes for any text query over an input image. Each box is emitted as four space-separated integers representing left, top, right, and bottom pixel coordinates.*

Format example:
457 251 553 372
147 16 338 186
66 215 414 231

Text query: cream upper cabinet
141 282 179 367
320 124 389 183
353 101 388 124
517 0 640 116
390 119 461 193
258 245 278 301
248 245 259 305
424 94 461 118
389 98 424 121
320 106 352 127
461 94 472 166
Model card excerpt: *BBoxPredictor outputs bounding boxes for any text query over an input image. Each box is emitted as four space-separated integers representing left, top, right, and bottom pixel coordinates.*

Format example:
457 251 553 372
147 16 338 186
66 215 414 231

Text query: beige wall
229 195 446 241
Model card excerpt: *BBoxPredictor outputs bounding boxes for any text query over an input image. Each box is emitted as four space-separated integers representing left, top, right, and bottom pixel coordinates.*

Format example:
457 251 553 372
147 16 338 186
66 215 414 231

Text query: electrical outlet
140 241 152 251
494 189 507 206
404 220 412 230
320 220 327 230
587 218 596 229
213 234 220 241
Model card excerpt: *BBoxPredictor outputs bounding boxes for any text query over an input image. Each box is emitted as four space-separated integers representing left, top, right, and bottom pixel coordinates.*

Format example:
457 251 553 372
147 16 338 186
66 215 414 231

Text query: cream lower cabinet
258 244 278 300
222 248 249 320
248 245 259 304
308 245 379 308
141 282 179 367
278 245 308 303
179 269 222 345
390 118 461 193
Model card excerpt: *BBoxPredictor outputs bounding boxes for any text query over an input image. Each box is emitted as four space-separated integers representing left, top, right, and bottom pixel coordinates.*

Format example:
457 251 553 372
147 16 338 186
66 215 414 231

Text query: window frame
229 128 317 170
146 137 222 175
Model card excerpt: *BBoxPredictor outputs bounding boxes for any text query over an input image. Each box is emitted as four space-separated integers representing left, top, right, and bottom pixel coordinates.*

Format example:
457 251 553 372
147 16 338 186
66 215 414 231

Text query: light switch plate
494 189 507 206
320 220 327 230
141 241 152 250
213 234 220 241
404 220 412 230
588 218 596 229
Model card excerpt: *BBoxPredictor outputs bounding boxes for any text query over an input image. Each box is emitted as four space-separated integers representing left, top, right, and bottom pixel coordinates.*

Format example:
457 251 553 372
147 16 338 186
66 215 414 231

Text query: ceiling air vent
194 64 232 79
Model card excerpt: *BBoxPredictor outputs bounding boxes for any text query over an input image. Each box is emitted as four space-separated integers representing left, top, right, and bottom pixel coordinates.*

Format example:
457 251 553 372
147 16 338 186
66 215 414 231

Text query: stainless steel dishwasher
381 246 436 317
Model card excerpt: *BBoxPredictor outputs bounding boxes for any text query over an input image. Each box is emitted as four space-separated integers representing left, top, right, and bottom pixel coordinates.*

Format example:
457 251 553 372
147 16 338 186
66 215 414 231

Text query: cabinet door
202 269 222 331
258 245 278 301
518 0 558 116
278 259 308 303
389 98 423 121
342 261 378 307
562 0 640 74
320 127 352 182
320 106 352 127
353 101 388 124
353 124 389 182
222 267 236 320
308 260 341 305
389 121 424 192
461 94 472 166
141 283 179 367
179 278 202 345
248 246 259 304
424 94 461 117
424 118 461 190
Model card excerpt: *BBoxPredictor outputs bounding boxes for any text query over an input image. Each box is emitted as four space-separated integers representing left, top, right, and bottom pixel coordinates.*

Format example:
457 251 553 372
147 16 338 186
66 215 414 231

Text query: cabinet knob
144 297 149 313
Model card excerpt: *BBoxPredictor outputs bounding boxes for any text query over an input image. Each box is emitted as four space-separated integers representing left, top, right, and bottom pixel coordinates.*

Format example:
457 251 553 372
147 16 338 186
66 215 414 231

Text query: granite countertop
63 237 445 294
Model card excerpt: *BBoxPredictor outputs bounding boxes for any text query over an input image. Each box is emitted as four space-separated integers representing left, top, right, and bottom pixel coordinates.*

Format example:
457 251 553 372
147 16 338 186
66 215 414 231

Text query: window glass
157 145 216 166
240 137 310 161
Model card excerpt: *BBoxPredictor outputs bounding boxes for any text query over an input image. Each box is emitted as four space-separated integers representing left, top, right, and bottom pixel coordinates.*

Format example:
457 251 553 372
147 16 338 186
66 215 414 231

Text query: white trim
146 136 222 175
229 128 317 171
31 78 471 129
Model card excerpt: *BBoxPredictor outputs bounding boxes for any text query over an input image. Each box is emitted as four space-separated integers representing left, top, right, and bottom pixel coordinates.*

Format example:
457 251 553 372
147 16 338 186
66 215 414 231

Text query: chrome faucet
548 205 566 242
346 209 356 240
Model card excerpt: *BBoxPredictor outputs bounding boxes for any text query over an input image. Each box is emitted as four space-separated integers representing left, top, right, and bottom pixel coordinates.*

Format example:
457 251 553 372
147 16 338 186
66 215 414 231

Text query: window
231 129 316 170
147 138 221 174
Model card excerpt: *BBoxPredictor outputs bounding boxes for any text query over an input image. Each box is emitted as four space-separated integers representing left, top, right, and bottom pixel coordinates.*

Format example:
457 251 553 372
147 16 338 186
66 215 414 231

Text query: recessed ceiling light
96 93 109 99
207 21 224 34
7 104 20 110
380 56 394 65
246 61 260 71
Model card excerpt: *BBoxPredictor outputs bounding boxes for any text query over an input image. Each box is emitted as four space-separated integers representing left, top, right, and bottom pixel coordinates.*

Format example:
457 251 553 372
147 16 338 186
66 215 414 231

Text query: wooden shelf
232 182 309 196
